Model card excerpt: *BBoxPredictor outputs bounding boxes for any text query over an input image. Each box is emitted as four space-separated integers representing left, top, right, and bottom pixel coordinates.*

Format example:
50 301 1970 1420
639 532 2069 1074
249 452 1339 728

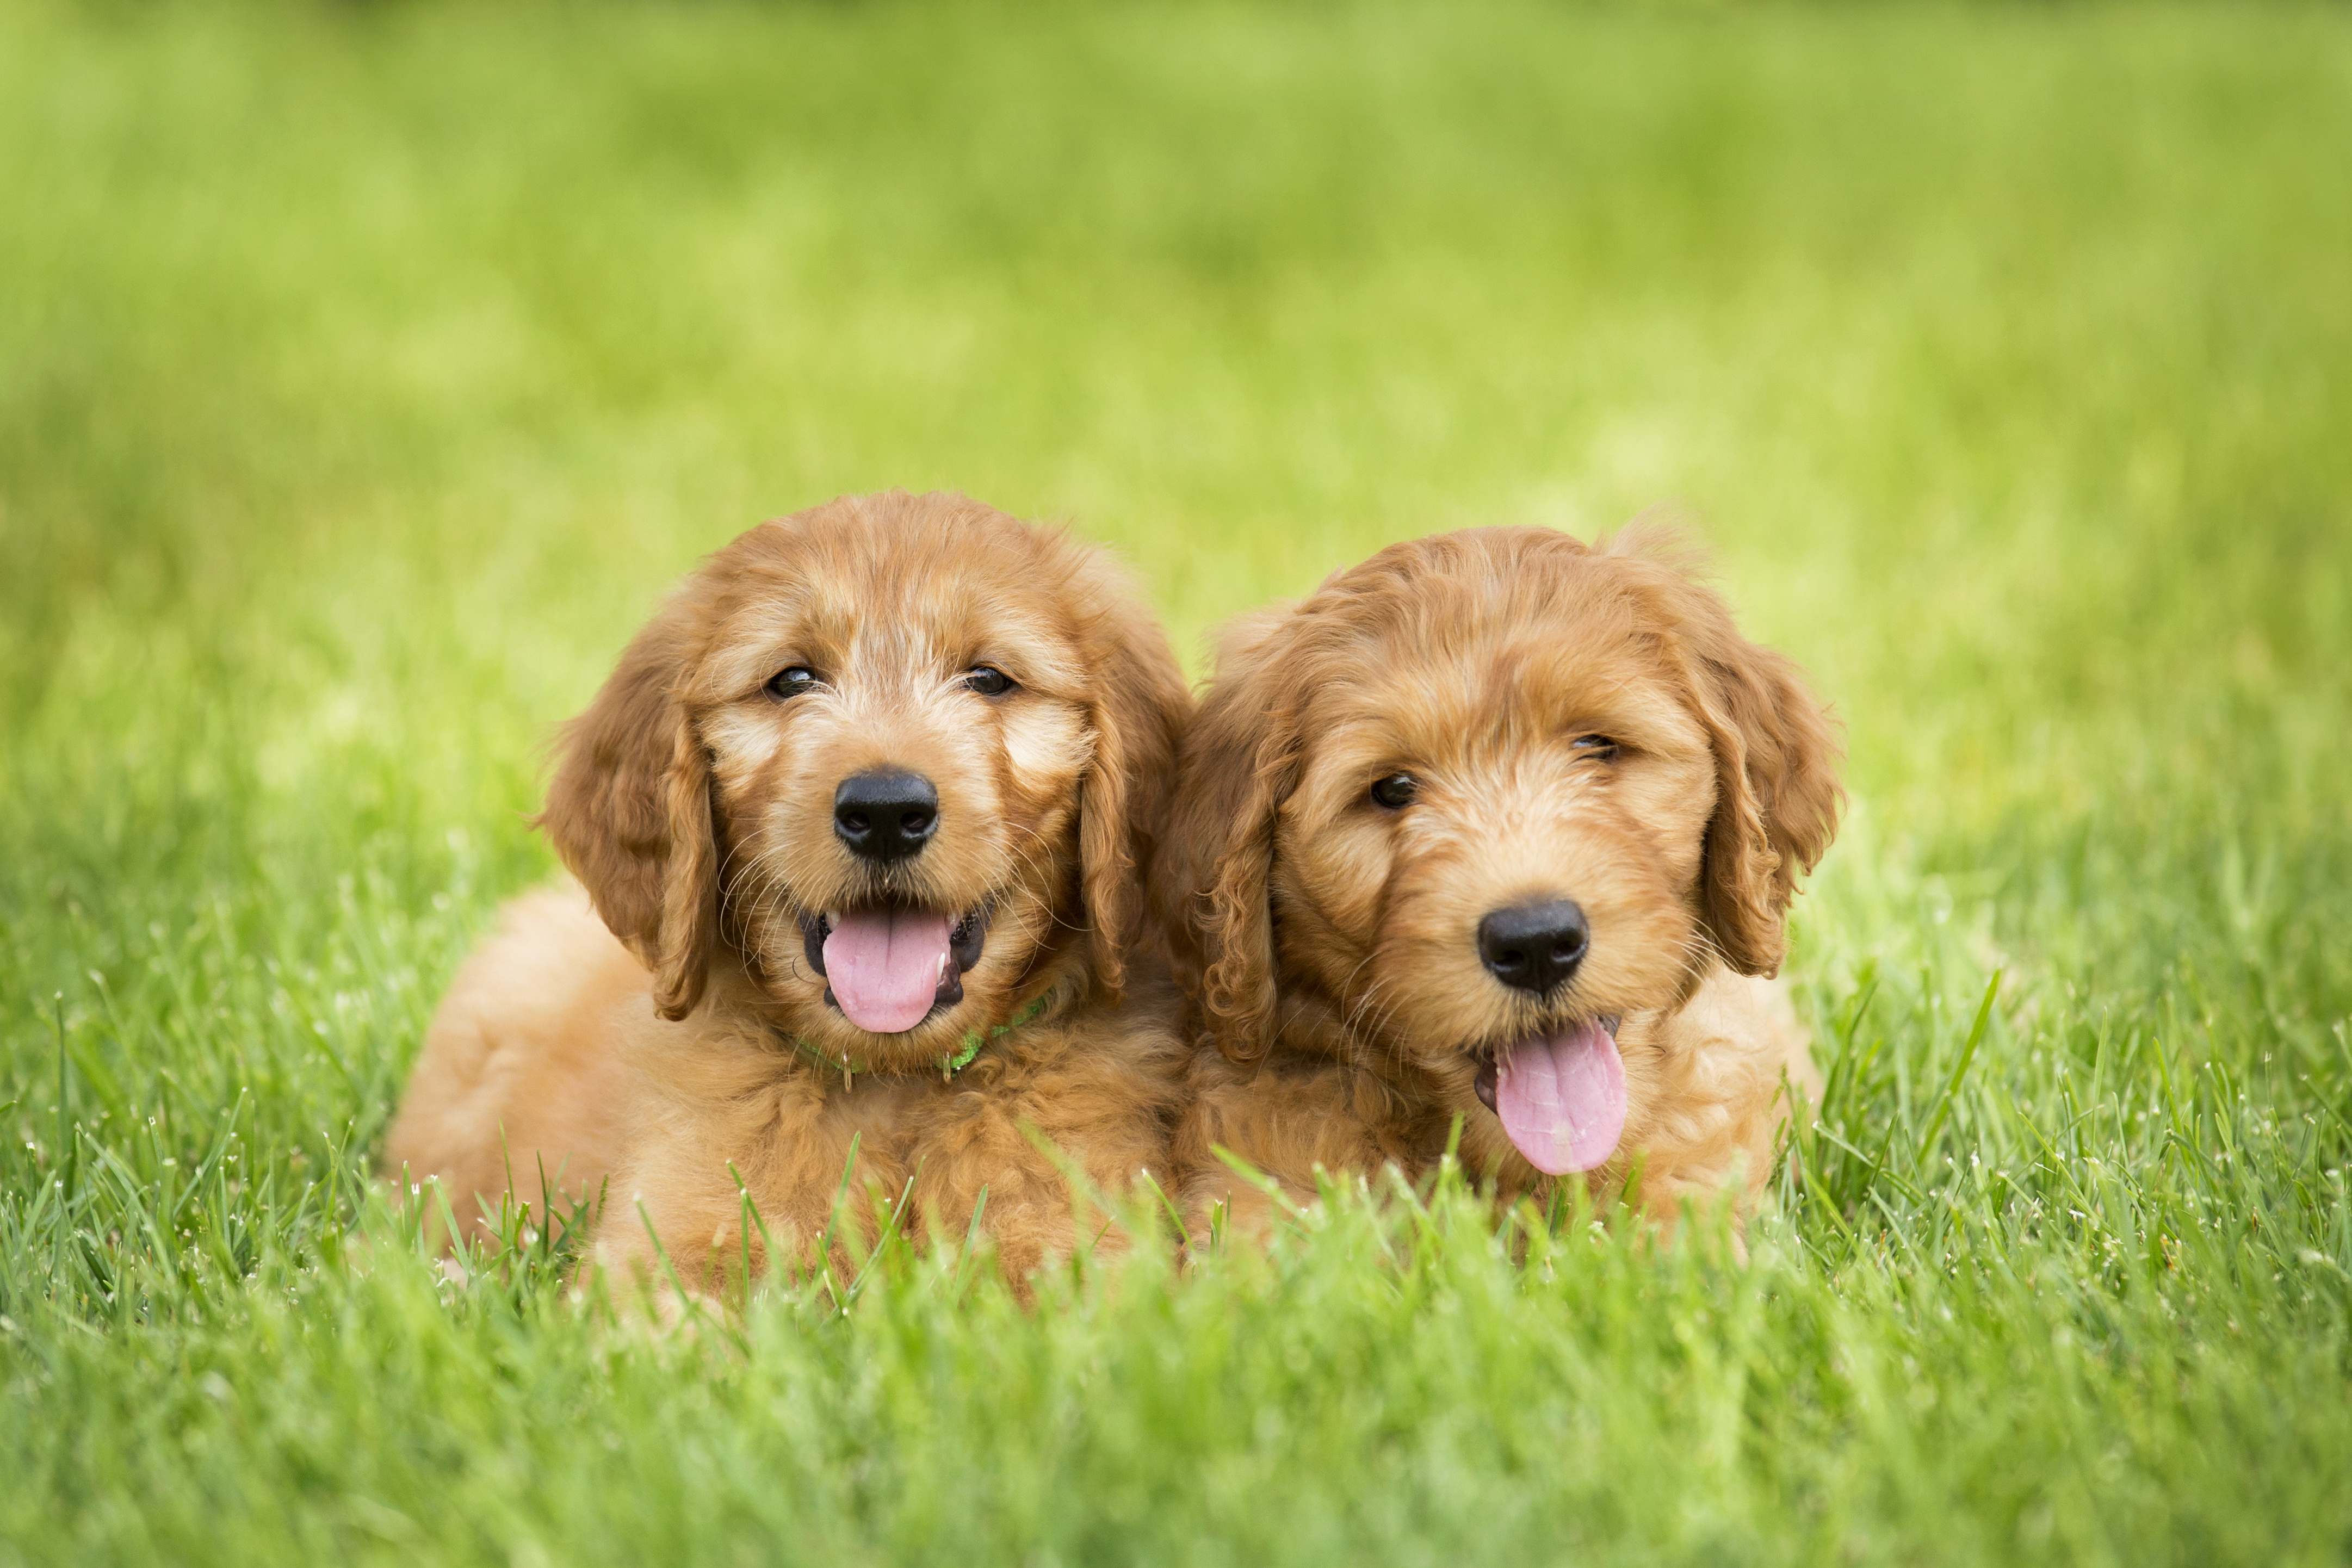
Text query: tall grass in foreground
5 1004 2348 1565
3 0 2350 1560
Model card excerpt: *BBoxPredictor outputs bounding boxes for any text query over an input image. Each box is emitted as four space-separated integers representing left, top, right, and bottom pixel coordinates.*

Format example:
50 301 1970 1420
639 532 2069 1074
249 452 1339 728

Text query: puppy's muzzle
1477 898 1589 995
834 769 939 863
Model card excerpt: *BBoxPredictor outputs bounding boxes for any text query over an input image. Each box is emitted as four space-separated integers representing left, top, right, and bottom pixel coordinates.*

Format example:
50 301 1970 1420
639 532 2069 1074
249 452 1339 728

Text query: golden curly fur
381 491 1193 1291
1153 526 1842 1237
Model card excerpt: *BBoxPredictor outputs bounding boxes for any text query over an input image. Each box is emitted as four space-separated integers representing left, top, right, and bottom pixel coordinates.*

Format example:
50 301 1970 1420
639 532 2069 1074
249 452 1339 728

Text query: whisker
1000 819 1087 937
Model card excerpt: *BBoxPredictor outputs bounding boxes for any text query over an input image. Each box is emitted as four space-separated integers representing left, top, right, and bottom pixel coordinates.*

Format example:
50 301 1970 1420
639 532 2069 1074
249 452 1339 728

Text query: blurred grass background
3 0 2349 1562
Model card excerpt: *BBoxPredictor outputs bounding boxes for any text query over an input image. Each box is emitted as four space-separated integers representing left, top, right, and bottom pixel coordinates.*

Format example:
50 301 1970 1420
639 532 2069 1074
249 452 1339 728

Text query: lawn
3 0 2349 1560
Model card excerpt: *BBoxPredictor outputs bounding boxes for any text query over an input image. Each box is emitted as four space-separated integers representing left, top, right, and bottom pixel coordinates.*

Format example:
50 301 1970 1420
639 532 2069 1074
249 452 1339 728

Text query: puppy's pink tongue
1496 1020 1626 1175
822 909 953 1034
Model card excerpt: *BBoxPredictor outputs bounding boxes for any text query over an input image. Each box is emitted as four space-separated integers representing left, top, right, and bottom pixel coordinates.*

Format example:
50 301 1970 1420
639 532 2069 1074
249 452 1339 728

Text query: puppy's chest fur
1171 966 1811 1234
770 1008 1188 1181
617 977 1189 1281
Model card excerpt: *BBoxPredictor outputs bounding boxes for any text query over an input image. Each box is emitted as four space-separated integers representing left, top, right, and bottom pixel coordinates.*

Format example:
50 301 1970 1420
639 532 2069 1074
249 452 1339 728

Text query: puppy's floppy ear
1071 598 1193 1002
537 598 720 1022
1676 619 1843 978
1152 609 1297 1064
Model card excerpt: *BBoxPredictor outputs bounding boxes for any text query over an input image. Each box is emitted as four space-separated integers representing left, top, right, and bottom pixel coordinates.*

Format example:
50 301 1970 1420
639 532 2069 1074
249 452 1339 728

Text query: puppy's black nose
833 771 939 862
1477 900 1589 995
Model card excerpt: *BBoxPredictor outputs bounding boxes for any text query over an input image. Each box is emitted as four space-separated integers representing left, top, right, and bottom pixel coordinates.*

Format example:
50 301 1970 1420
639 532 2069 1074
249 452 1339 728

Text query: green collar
795 995 1054 1084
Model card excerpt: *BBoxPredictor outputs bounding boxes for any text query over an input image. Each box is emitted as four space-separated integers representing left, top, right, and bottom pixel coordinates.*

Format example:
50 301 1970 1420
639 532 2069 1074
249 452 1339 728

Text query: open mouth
1471 1015 1624 1175
800 904 989 1034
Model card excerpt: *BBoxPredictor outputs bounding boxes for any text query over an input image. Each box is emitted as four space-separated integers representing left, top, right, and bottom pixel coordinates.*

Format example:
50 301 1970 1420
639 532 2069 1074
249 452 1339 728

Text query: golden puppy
1154 526 1841 1236
382 491 1192 1290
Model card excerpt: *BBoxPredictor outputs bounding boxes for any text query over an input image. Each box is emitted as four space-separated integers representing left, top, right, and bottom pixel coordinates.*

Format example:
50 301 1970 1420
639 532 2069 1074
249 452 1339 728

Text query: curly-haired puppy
382 491 1193 1290
1154 526 1841 1236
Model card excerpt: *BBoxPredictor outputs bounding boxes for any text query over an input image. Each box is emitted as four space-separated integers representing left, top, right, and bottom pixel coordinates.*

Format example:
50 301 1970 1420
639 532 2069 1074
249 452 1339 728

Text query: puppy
382 491 1193 1290
1154 526 1841 1236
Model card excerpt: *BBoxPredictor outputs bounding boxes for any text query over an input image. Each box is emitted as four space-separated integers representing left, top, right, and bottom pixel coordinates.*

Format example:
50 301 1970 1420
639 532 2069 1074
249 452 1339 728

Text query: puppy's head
541 491 1189 1074
1156 526 1840 1176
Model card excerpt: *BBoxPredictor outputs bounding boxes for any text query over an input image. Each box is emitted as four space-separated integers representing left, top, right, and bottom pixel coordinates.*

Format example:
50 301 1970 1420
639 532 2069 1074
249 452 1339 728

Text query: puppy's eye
765 666 820 701
1370 773 1418 810
1571 734 1621 761
963 666 1017 698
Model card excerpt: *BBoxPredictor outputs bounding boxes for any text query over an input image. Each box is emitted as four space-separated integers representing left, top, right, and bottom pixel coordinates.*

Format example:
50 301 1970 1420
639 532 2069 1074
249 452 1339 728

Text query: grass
3 0 2350 1560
